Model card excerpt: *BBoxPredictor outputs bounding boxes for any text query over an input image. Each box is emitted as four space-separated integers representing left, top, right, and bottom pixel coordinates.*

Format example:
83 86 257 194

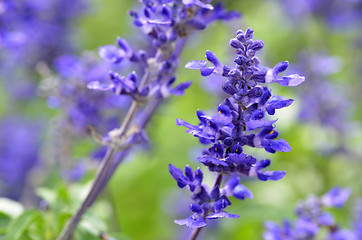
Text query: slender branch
56 147 115 240
57 36 188 239
189 227 203 240
57 85 143 240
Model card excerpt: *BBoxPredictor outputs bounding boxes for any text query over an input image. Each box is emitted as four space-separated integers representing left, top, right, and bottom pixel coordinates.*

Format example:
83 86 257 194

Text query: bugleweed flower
0 117 42 200
58 1 239 239
169 28 304 234
277 0 361 29
0 0 85 99
296 53 352 155
42 53 129 135
87 0 239 147
263 187 360 240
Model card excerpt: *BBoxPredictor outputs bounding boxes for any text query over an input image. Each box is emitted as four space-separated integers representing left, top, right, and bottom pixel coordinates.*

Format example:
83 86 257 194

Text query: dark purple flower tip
190 203 203 214
232 184 253 200
217 104 231 116
270 138 292 152
128 71 138 83
266 96 294 115
223 137 234 146
272 61 289 76
138 50 148 63
222 65 232 76
236 29 244 35
182 0 214 10
205 50 221 66
134 18 144 26
249 40 264 51
231 144 243 154
257 170 286 181
99 45 124 63
200 67 215 76
210 186 220 200
215 196 232 211
194 168 203 185
234 55 247 65
222 82 238 95
194 186 211 202
229 38 243 49
116 37 131 53
161 5 171 18
246 86 263 98
196 109 208 123
174 214 207 228
206 211 239 219
236 33 246 42
185 60 208 69
245 27 254 39
185 165 194 181
228 70 242 83
144 7 151 18
321 187 351 208
256 159 271 170
169 164 189 188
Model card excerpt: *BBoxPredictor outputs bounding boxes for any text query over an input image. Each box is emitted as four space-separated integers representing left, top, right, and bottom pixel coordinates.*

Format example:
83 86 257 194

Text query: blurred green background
1 0 362 239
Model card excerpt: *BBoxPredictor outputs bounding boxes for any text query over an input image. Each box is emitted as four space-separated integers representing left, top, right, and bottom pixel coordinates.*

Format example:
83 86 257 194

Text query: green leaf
0 213 11 234
6 210 41 240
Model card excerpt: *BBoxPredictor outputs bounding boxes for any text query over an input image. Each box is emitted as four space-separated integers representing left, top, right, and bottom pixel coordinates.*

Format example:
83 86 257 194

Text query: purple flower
264 188 358 239
172 27 303 231
0 117 42 200
265 61 305 87
321 187 351 208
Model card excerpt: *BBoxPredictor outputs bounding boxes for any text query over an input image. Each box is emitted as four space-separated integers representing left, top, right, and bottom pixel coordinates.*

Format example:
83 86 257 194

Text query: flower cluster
264 187 362 240
0 0 85 99
56 2 240 239
295 53 353 155
278 0 362 29
169 28 304 229
169 164 252 227
88 0 239 145
0 117 42 200
42 53 130 135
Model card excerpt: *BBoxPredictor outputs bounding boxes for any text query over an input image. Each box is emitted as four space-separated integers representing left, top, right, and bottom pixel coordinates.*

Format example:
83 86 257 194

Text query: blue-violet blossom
170 27 304 230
